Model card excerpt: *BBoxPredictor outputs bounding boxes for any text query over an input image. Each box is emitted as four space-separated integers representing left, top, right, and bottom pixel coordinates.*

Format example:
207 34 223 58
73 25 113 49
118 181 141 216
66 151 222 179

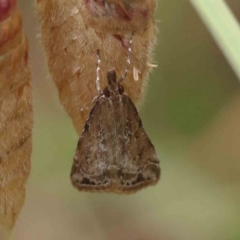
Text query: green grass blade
190 0 240 80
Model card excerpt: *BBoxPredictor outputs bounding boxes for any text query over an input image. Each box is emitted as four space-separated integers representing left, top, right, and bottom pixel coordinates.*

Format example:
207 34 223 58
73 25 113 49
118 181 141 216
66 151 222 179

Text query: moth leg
118 31 134 84
96 49 102 93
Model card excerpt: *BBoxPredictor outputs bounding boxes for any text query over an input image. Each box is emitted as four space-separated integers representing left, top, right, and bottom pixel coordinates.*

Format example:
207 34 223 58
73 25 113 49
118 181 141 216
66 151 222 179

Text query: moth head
107 69 117 86
103 69 124 97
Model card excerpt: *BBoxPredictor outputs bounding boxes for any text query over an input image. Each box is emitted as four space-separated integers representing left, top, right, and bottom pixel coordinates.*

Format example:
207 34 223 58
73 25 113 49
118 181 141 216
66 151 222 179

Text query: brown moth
71 43 160 194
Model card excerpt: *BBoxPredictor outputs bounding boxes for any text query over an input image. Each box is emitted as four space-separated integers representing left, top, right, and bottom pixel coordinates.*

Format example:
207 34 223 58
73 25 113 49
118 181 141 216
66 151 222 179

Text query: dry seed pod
0 0 33 238
36 0 157 134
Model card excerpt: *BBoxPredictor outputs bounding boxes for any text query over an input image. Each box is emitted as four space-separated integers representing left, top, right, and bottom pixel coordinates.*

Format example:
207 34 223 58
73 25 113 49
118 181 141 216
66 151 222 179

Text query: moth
71 39 160 194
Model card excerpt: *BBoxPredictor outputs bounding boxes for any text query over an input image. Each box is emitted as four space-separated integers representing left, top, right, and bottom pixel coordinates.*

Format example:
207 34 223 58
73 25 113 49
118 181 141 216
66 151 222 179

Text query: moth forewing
71 70 160 194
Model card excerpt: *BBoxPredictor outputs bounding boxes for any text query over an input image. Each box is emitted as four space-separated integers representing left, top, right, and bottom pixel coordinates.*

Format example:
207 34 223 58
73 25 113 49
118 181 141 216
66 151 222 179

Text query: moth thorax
103 84 124 98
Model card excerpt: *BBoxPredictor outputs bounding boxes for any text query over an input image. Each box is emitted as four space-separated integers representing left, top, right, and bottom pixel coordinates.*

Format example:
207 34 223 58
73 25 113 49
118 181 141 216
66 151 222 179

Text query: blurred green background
13 1 240 239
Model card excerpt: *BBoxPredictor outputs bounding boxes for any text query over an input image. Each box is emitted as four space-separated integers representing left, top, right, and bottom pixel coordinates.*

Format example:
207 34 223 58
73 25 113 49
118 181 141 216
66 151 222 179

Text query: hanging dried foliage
0 0 33 238
36 0 157 134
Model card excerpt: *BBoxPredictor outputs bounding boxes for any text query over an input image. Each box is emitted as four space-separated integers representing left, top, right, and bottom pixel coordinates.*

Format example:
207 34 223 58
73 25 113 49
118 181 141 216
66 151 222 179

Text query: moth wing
71 97 112 192
116 95 161 193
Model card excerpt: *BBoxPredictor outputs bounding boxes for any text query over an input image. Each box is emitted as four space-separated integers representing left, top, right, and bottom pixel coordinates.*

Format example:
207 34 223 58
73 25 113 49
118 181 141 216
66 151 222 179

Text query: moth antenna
118 31 134 84
96 49 101 93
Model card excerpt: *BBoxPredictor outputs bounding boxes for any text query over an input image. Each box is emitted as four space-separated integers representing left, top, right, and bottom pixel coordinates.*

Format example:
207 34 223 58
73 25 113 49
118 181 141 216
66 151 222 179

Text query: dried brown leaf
0 0 33 238
36 0 157 134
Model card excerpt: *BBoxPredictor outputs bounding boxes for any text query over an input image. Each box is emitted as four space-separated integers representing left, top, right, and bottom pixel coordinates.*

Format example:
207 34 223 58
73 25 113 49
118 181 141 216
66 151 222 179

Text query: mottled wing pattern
71 93 160 194
114 94 160 193
71 96 113 192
